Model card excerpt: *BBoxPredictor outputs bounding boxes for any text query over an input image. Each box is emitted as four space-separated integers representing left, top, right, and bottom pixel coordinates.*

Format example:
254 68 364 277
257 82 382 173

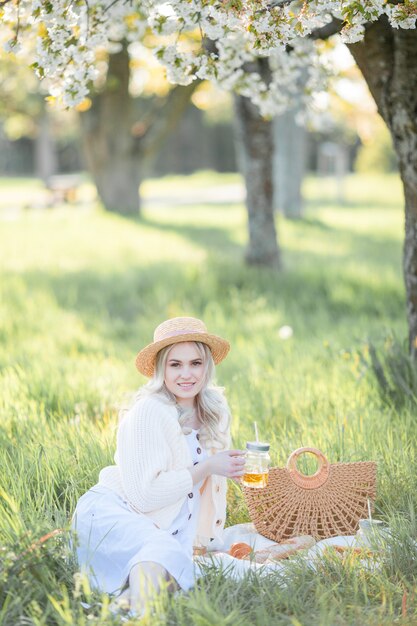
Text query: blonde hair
136 341 230 449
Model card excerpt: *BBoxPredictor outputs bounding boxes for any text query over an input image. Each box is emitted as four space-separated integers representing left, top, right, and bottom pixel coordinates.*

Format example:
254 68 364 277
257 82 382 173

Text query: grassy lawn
0 171 416 625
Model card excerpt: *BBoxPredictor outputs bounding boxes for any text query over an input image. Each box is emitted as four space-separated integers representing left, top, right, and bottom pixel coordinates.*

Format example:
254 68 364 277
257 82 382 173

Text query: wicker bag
243 447 377 542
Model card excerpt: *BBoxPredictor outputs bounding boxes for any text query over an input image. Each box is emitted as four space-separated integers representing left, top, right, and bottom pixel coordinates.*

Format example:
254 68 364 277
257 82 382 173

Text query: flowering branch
0 0 416 112
310 17 344 41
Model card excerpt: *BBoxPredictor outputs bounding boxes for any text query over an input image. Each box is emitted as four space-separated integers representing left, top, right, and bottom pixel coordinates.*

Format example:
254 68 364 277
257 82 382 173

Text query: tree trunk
233 92 281 267
347 22 417 355
273 108 306 219
80 44 140 215
35 108 58 184
79 44 200 216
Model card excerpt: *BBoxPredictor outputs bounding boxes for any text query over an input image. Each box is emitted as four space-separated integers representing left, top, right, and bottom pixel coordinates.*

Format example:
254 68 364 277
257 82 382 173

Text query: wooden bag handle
286 447 330 490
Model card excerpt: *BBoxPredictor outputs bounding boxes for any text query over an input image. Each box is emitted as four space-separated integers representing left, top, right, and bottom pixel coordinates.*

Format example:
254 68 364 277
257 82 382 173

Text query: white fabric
195 523 358 580
72 430 207 595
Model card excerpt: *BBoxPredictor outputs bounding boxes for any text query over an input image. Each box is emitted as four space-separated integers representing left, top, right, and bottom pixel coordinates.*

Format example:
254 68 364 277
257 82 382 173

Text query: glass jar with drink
242 441 270 489
355 519 390 548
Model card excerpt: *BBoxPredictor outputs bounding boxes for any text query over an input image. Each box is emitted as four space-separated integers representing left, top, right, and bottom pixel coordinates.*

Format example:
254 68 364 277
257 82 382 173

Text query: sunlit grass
1 171 416 624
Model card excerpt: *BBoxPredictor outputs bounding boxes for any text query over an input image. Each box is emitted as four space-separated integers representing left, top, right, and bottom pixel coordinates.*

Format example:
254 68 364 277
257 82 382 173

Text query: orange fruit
229 542 252 559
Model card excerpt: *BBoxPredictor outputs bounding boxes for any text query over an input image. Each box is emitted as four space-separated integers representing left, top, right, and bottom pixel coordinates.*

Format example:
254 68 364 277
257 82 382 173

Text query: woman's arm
117 399 193 513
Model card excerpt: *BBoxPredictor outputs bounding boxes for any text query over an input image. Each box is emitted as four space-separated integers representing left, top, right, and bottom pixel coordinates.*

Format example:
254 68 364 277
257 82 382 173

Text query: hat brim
135 332 230 377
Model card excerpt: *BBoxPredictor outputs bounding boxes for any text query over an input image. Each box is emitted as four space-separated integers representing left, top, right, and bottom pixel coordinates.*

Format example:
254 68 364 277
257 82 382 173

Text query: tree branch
345 16 395 125
103 0 121 15
255 0 293 14
138 80 202 158
309 17 344 40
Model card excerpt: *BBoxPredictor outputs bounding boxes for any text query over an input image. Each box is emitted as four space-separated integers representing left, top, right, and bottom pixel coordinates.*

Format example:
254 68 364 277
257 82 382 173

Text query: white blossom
0 0 416 113
3 39 21 54
340 23 365 44
386 4 417 29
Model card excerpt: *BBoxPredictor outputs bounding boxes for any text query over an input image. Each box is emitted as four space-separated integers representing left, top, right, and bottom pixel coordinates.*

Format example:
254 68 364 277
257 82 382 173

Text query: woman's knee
129 561 178 590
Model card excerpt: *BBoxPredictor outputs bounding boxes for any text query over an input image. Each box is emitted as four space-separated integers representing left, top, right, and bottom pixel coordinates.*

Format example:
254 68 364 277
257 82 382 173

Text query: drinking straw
254 421 259 442
367 498 372 522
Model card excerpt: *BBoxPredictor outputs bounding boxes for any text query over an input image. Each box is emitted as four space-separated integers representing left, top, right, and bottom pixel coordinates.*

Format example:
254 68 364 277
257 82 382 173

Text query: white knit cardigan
98 396 229 543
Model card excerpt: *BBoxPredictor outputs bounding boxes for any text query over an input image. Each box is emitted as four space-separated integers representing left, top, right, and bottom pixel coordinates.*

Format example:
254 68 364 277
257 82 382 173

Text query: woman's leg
128 561 179 613
109 586 131 612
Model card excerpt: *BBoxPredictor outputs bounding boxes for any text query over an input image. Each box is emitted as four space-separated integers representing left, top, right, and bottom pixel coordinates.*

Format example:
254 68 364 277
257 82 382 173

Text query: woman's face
164 342 205 407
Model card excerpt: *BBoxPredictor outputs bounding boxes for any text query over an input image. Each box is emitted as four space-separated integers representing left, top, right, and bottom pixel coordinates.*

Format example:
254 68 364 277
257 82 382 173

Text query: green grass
1 171 416 625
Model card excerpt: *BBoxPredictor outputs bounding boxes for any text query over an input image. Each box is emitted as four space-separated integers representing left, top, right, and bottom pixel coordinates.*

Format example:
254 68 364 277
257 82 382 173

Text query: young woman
72 316 246 614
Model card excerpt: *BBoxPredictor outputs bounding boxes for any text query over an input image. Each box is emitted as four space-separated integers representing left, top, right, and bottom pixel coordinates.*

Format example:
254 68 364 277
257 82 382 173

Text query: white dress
71 430 207 595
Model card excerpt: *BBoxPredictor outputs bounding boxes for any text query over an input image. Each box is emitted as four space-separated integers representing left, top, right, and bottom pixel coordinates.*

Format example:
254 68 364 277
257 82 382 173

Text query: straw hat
135 317 230 377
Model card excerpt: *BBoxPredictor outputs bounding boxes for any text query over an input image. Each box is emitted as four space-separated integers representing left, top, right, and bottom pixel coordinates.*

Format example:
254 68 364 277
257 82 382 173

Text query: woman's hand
208 450 246 478
189 450 246 485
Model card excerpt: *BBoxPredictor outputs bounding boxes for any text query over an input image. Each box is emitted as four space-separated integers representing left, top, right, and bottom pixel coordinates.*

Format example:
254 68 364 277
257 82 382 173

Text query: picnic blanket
194 523 359 580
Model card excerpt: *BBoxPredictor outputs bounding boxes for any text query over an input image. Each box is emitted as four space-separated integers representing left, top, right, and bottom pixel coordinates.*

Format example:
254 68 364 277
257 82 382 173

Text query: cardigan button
215 485 220 493
188 492 194 498
172 529 178 535
193 461 199 466
196 434 200 440
197 447 202 454
215 519 222 526
188 513 192 520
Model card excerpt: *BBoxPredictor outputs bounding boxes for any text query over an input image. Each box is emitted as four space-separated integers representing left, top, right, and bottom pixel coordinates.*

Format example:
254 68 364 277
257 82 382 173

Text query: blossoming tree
2 0 417 350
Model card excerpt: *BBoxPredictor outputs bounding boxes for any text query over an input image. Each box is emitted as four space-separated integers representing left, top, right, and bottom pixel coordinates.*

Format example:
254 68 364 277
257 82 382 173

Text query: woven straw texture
244 447 377 542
